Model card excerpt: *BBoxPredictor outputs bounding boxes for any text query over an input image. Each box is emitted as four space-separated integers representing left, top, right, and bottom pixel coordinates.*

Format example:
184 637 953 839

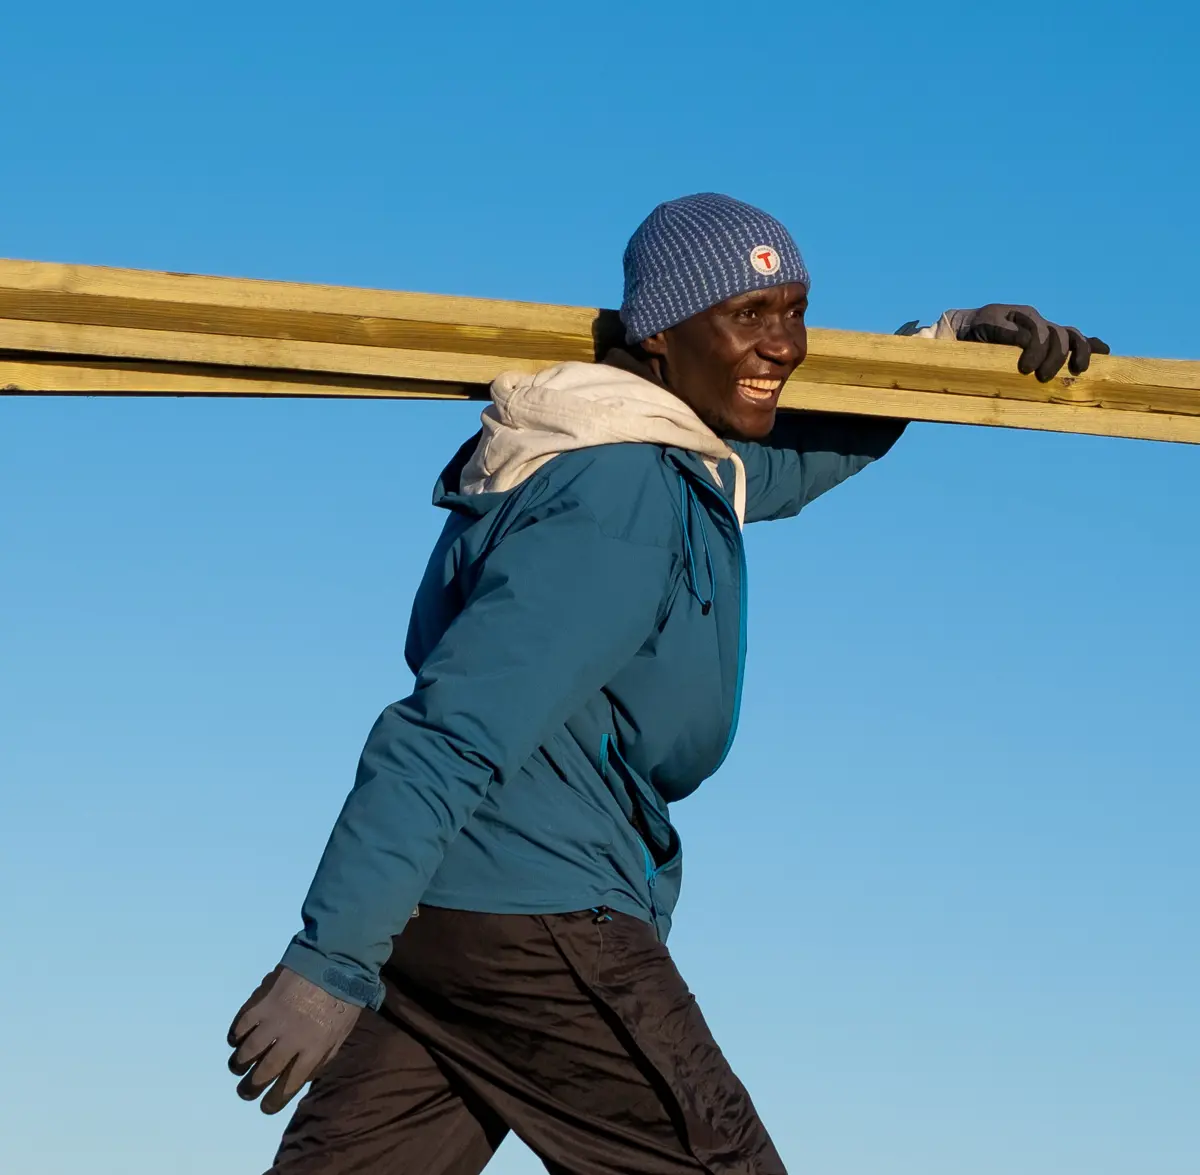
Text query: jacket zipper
598 470 747 936
689 474 748 772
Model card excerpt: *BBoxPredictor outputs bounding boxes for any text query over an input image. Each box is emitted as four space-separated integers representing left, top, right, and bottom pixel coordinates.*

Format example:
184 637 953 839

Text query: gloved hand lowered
227 965 362 1114
930 304 1111 382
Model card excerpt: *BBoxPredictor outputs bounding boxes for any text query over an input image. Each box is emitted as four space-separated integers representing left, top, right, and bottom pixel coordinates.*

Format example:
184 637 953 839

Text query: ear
640 331 669 357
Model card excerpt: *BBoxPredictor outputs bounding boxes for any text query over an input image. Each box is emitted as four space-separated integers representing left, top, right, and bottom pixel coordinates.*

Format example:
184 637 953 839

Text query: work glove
227 965 362 1114
938 305 1110 382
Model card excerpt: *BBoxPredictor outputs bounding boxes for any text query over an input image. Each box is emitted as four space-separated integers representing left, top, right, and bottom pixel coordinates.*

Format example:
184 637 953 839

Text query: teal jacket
281 365 905 1009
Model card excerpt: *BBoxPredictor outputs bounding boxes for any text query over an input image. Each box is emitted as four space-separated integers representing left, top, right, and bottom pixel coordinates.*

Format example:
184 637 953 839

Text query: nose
757 318 806 369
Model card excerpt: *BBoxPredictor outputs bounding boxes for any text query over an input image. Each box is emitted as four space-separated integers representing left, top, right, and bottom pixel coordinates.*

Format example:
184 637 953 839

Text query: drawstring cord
679 476 716 615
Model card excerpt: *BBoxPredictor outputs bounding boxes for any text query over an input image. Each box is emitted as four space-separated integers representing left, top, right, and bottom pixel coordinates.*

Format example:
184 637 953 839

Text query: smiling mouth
735 377 784 404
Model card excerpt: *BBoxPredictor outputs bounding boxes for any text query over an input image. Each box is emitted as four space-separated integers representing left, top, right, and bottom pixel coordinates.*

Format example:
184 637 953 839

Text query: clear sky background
1 3 1197 1173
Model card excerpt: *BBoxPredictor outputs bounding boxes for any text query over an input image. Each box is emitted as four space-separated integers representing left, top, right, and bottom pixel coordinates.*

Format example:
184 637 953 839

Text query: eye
734 307 758 321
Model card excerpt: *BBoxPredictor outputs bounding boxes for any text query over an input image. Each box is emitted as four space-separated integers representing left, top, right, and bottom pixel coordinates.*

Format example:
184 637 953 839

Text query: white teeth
736 378 782 401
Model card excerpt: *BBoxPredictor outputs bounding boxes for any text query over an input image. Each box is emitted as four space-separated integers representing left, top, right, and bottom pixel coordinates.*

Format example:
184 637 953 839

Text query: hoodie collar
453 357 745 525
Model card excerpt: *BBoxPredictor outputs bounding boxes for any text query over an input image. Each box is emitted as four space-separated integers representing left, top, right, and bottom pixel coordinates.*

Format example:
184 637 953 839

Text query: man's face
641 281 809 440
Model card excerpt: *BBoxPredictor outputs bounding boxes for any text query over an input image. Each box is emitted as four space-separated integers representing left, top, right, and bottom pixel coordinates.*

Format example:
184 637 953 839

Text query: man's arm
731 413 907 524
227 486 673 1114
909 304 1110 381
281 497 673 1007
733 303 1109 523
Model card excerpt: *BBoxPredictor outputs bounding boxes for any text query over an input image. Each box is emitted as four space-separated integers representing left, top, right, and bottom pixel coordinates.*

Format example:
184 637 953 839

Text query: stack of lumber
1 258 1198 445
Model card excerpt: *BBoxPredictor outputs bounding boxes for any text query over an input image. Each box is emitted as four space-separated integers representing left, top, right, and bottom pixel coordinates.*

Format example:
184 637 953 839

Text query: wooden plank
0 258 596 335
798 332 1200 414
6 355 1197 446
0 318 548 386
0 287 593 364
781 380 1200 445
0 355 479 399
2 257 1199 444
5 312 1199 419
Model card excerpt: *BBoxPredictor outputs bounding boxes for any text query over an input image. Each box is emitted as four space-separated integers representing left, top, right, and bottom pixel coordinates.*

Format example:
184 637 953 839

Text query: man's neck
602 344 670 392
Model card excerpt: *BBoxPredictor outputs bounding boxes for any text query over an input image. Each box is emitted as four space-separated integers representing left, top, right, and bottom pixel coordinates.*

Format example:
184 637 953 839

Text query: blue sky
1 3 1196 1173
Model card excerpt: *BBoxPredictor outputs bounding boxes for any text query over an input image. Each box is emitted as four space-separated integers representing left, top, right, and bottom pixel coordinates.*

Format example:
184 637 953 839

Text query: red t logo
756 250 775 271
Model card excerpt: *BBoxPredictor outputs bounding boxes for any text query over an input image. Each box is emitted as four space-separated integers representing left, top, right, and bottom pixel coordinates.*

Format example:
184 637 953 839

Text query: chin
721 409 777 442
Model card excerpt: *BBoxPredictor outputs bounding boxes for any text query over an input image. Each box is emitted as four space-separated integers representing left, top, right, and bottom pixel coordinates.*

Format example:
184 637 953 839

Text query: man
227 193 1107 1173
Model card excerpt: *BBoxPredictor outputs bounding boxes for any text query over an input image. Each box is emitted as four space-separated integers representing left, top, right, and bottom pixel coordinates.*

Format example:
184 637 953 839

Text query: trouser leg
384 907 787 1175
267 993 508 1175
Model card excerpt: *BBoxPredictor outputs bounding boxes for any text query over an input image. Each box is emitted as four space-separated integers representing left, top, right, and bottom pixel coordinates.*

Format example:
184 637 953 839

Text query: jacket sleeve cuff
911 311 958 340
279 938 386 1011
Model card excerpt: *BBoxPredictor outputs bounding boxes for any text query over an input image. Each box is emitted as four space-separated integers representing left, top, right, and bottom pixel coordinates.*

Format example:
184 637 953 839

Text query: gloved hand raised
945 304 1110 382
227 965 362 1114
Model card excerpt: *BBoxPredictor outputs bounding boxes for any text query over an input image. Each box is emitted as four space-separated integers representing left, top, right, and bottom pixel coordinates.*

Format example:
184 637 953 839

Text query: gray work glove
227 965 362 1114
940 305 1110 382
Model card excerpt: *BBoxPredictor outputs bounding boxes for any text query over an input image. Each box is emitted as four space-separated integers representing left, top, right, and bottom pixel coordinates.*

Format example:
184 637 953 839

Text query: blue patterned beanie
620 193 810 344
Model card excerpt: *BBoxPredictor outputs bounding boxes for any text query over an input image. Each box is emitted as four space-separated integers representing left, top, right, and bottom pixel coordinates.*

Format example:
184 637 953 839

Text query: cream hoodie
460 361 747 526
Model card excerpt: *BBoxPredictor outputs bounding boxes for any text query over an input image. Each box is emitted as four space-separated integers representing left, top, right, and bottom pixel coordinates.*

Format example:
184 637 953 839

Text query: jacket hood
460 360 746 525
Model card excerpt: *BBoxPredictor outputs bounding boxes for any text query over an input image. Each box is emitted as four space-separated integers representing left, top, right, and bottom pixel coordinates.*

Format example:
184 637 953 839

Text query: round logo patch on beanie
749 245 780 275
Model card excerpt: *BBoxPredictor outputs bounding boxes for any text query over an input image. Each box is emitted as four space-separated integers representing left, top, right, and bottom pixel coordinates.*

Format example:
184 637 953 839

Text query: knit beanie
619 193 810 344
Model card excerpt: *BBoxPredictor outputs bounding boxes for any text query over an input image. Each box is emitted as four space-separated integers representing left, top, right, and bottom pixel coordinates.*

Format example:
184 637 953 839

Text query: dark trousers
269 906 786 1174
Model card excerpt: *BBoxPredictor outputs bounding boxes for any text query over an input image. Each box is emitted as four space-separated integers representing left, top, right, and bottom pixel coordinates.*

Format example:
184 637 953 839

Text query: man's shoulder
521 443 680 549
